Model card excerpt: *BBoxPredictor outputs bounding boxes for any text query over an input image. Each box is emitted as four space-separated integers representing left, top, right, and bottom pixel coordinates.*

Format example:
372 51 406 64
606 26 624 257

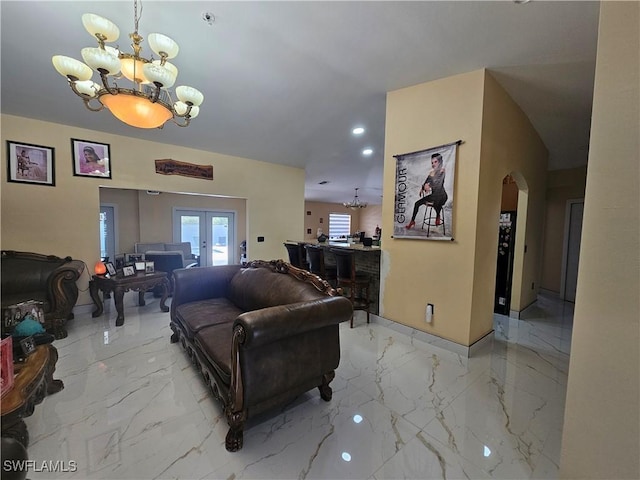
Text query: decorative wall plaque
155 159 213 180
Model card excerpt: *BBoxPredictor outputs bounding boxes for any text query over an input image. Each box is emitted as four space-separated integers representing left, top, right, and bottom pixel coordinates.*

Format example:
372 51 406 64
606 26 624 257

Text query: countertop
286 240 381 251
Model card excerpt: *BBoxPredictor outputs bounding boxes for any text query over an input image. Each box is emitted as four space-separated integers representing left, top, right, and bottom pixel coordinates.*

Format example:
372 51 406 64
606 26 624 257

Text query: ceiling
0 1 600 205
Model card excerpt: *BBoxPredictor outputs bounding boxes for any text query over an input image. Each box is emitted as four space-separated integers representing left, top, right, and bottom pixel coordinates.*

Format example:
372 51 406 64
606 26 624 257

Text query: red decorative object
94 261 107 275
1 336 14 398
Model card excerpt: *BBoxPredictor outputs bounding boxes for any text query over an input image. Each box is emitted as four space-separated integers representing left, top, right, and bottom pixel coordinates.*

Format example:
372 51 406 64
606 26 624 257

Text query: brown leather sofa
1 250 85 339
170 259 353 452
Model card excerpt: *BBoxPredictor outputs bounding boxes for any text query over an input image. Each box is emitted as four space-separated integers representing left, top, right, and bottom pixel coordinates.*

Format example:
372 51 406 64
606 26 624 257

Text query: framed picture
134 261 146 272
114 254 126 270
19 336 36 357
122 266 135 277
145 261 155 273
6 141 55 186
71 138 111 178
126 253 144 264
105 262 117 276
393 140 460 241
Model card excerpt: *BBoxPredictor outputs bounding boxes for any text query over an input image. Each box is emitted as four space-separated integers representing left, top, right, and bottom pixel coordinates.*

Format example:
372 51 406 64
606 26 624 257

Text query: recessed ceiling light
352 127 365 135
362 148 373 156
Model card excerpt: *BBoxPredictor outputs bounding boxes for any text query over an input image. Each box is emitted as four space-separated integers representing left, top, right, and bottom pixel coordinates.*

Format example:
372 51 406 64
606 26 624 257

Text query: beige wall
479 72 548 318
501 179 519 211
99 188 247 256
358 204 383 239
560 2 640 478
99 187 141 253
382 69 547 346
1 115 305 305
540 167 587 293
302 201 362 242
383 70 485 345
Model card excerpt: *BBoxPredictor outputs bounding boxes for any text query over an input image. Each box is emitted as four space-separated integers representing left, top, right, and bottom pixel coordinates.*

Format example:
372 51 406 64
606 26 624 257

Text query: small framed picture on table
122 266 135 277
19 336 36 358
105 262 117 276
145 261 155 273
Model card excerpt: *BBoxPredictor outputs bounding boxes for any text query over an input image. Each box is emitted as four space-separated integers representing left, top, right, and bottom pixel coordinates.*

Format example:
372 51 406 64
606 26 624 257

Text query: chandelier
343 188 368 210
52 0 203 129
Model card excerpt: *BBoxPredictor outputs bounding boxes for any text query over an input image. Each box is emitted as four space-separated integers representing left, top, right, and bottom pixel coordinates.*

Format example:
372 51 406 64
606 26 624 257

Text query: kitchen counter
286 240 381 314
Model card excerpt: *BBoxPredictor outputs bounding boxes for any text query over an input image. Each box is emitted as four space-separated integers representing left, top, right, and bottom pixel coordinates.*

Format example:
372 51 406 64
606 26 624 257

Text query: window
329 213 351 239
99 204 117 261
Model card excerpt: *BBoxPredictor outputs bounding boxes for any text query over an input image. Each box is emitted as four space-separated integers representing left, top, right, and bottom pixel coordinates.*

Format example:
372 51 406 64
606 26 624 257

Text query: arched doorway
494 174 519 314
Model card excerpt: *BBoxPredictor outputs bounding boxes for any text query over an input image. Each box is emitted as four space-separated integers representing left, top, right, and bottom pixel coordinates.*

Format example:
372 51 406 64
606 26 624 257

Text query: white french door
173 209 235 266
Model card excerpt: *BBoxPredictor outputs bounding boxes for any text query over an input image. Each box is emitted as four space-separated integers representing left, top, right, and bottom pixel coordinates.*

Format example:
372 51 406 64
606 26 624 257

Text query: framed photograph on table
6 140 55 186
71 138 111 179
122 266 135 277
19 336 36 358
105 262 117 276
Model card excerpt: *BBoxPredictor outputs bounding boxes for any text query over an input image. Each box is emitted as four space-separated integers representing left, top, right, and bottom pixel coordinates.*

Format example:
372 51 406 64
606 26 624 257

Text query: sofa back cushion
135 242 166 254
1 256 66 296
228 266 325 312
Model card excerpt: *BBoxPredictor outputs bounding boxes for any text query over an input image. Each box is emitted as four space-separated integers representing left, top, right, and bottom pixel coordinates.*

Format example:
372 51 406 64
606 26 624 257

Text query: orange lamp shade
94 261 107 275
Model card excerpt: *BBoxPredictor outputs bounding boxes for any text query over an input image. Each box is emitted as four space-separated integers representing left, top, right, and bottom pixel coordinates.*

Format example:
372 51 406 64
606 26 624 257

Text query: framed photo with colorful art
6 140 55 186
71 138 111 179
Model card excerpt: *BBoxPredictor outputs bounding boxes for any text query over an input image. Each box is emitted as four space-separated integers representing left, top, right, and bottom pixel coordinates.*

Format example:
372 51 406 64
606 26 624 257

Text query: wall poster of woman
6 140 55 186
393 141 459 240
72 138 111 178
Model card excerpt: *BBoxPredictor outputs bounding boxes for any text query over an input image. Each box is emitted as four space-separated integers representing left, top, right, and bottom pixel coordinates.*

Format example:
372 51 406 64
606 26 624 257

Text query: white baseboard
369 314 494 359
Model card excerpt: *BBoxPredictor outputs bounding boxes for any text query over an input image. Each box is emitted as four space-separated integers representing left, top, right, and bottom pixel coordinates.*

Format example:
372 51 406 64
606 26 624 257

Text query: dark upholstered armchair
1 250 85 338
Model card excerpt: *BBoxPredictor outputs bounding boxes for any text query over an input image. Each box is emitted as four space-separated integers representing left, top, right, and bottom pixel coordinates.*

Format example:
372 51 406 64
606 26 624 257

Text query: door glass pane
99 205 115 261
210 216 229 266
180 215 200 256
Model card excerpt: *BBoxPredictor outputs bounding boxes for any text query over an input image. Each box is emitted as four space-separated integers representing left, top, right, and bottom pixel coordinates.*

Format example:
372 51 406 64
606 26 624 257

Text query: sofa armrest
234 296 352 349
45 260 85 314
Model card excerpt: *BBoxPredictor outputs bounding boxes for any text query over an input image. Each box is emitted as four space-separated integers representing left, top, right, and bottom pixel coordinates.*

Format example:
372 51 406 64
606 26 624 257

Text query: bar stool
330 248 370 328
283 242 309 270
305 244 337 286
421 203 446 237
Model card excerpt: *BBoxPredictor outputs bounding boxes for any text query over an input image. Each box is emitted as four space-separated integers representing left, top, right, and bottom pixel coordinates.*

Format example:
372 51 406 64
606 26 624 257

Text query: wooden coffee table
1 344 64 447
89 271 170 326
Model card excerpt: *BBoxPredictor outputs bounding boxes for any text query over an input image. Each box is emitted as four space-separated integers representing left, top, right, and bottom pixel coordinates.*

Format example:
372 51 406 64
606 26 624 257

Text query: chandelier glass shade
343 188 368 209
52 1 203 129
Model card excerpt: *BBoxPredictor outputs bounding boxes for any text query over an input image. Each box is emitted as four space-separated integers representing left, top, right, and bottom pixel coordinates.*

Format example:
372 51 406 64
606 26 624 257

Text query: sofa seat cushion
174 298 242 340
195 324 233 385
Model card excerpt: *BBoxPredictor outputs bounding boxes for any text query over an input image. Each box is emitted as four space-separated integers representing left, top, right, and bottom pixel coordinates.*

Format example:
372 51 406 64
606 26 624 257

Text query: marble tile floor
24 291 572 480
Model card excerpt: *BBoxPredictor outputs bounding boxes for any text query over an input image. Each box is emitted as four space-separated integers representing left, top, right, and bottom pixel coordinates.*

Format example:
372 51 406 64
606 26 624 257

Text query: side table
89 272 170 326
1 344 64 447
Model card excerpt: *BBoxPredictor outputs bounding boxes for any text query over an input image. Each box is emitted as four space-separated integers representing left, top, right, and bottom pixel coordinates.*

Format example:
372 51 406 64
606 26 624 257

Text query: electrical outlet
426 303 434 323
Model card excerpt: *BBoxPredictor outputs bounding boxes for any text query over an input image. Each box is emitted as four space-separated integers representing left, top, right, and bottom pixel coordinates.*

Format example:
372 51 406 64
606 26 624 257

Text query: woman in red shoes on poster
405 153 448 230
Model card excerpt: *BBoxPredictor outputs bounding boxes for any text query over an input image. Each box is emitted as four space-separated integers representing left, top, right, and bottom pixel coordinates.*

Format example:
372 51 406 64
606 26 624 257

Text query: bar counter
286 240 381 314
